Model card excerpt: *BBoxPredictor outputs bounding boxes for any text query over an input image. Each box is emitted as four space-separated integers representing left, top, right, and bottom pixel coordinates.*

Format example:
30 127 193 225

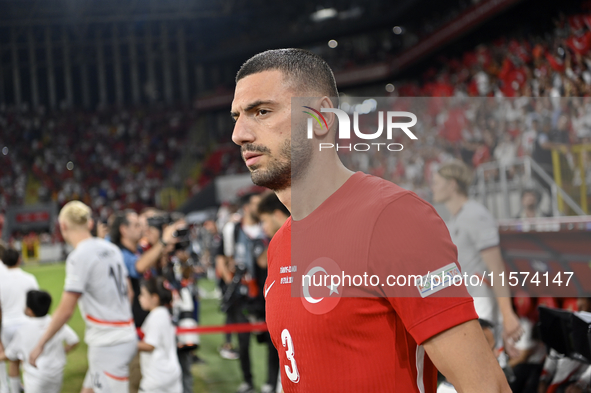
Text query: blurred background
0 0 591 391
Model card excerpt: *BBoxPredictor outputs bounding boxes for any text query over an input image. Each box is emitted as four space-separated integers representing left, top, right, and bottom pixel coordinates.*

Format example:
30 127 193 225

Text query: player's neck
289 159 354 221
446 194 468 217
275 188 292 214
69 231 92 248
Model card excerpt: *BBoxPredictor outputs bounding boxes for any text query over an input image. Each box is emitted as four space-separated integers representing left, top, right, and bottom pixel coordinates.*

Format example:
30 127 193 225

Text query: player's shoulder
358 173 433 215
101 237 124 256
460 200 495 222
74 237 119 255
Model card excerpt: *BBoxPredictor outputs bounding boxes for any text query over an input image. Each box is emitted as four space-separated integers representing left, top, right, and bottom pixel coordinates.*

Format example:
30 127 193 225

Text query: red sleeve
368 193 478 344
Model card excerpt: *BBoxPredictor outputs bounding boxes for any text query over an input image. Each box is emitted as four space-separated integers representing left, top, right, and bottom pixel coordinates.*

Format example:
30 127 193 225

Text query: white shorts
23 374 62 393
83 341 137 393
139 379 182 393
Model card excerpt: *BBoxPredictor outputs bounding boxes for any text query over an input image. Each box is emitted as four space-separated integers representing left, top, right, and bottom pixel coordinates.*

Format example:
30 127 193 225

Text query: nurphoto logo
303 106 418 152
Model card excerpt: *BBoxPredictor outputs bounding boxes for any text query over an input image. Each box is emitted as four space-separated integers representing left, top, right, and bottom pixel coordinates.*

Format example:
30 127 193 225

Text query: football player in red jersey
230 48 511 393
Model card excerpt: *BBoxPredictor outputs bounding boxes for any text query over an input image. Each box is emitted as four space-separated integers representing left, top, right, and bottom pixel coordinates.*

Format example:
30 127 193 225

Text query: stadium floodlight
311 8 338 22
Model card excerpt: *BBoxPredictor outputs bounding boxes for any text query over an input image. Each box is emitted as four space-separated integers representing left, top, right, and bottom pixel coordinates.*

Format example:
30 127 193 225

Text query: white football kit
4 315 79 393
446 200 503 339
64 237 137 393
0 264 39 393
0 266 39 343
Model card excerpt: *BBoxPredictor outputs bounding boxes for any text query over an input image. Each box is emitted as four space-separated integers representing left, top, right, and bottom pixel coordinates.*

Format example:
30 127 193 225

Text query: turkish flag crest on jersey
299 257 342 315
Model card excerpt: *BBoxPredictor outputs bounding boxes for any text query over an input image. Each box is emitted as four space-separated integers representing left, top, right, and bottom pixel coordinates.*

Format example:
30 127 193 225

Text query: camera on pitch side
147 214 190 251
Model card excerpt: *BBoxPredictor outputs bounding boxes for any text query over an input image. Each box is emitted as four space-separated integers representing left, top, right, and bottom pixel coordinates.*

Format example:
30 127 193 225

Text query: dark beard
246 135 312 191
248 139 292 191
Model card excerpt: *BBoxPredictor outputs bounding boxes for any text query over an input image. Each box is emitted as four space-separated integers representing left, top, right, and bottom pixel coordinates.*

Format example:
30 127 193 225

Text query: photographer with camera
110 210 181 393
218 192 276 393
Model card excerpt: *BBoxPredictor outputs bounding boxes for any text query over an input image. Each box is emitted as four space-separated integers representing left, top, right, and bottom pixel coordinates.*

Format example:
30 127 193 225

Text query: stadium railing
470 156 586 219
551 144 591 215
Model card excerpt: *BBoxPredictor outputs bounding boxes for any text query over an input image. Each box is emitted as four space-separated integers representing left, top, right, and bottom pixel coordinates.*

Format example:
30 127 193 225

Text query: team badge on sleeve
416 262 463 298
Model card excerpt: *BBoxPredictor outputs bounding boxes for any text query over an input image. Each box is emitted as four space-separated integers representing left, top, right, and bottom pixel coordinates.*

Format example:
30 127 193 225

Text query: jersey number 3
281 329 300 383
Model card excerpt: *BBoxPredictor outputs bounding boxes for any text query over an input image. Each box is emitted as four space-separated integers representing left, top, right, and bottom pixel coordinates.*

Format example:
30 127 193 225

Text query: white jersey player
0 248 39 393
29 201 137 393
431 160 523 355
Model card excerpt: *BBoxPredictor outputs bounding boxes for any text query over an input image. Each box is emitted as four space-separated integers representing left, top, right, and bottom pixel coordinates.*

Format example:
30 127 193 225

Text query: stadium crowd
200 11 591 206
3 11 591 225
0 106 198 217
0 6 591 393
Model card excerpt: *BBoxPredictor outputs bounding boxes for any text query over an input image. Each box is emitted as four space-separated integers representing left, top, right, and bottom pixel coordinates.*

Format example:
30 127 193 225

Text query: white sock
0 362 8 393
8 377 19 393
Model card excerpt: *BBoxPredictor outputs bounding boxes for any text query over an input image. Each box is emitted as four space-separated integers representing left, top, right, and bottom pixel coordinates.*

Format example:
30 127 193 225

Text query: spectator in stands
515 189 549 219
520 119 540 157
494 132 517 169
532 118 568 195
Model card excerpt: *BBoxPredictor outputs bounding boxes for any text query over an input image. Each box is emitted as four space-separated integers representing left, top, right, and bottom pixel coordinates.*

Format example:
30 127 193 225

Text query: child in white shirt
0 290 79 393
138 277 182 393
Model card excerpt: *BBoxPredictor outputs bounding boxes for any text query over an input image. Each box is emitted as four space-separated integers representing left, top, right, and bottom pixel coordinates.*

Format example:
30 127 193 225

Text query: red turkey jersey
265 172 477 393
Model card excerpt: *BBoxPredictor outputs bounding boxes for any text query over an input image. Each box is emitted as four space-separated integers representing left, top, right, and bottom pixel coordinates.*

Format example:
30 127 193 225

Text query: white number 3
281 329 300 383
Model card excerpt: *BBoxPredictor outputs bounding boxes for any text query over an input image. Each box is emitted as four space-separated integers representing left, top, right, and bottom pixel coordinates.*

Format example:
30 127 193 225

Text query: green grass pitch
23 263 272 393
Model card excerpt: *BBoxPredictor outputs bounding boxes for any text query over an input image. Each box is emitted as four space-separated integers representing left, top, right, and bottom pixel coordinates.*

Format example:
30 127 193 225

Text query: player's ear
59 219 67 233
315 96 336 138
88 218 95 232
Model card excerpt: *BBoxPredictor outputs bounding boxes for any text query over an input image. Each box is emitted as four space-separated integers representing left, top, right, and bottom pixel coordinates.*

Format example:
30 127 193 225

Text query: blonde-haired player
29 201 137 393
431 160 523 355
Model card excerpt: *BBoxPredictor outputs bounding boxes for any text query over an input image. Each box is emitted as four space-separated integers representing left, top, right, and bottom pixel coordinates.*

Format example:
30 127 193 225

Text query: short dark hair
257 193 290 217
239 192 261 208
2 248 20 267
236 48 338 103
110 209 135 246
141 277 173 306
26 290 52 317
